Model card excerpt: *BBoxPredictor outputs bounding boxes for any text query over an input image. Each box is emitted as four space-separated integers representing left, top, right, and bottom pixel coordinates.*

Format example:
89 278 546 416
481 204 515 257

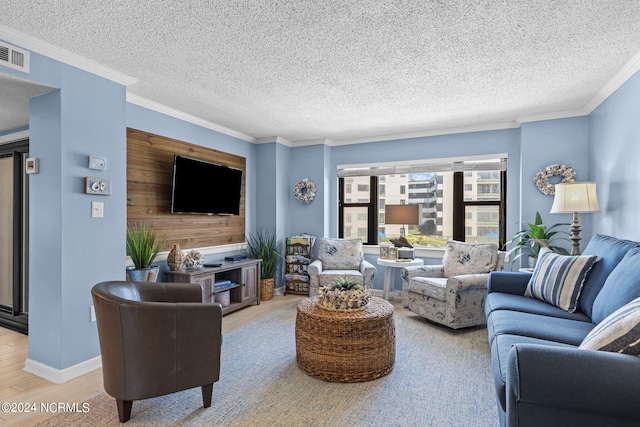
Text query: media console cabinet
163 258 261 315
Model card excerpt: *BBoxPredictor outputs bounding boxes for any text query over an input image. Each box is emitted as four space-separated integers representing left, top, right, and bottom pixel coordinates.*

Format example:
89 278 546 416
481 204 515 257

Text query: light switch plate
85 177 112 195
91 201 104 218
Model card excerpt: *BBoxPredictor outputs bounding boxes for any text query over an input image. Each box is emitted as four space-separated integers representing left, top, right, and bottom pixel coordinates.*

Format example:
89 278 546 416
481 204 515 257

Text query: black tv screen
170 155 243 215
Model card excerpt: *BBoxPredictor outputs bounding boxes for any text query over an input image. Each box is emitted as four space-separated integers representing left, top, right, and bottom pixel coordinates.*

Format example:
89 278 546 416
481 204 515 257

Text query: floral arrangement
183 250 204 269
294 178 316 204
317 276 371 311
534 164 576 195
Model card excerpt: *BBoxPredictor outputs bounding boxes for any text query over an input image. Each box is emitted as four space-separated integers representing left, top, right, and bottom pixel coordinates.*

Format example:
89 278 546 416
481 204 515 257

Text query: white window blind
337 155 507 178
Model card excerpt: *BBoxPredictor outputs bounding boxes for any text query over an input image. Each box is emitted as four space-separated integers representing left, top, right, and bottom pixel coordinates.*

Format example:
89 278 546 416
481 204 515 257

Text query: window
338 157 507 248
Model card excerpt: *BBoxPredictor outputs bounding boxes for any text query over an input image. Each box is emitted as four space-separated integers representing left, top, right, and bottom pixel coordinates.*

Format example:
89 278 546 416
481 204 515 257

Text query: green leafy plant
126 223 167 269
330 275 361 291
509 211 569 263
246 228 282 279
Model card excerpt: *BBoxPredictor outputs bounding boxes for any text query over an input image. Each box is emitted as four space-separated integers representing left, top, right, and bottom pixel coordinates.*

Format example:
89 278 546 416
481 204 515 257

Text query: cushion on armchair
318 238 364 270
442 241 499 277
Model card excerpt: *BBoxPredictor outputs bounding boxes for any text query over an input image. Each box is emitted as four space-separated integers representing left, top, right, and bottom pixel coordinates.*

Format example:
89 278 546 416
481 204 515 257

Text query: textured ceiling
2 1 640 143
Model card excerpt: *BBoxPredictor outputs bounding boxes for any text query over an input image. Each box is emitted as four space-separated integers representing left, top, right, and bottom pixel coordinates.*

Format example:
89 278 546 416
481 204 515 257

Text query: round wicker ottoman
295 297 395 383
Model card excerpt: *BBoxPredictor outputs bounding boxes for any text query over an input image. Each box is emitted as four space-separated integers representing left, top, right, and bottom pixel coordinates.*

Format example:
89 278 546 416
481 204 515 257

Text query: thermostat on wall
25 157 39 174
85 177 112 195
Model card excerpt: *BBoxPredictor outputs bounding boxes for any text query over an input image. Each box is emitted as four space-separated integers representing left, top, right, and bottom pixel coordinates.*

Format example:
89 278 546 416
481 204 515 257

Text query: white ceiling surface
2 1 640 144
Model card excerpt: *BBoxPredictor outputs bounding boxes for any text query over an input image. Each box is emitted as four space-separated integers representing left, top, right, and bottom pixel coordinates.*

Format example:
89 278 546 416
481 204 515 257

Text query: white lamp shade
550 182 600 213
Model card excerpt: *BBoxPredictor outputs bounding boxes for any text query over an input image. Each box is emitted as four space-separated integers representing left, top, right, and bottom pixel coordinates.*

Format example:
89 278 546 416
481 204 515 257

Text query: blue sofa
485 234 640 427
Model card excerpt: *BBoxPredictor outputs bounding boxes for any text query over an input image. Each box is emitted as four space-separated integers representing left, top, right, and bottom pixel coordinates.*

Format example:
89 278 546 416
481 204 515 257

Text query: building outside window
338 157 506 248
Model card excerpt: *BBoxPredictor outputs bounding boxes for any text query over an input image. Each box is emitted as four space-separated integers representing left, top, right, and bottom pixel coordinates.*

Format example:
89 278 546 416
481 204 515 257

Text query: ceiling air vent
0 41 30 73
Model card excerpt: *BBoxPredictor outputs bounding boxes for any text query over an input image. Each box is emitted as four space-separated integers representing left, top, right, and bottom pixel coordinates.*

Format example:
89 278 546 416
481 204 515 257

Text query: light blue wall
289 145 329 240
589 70 640 241
519 117 591 243
24 57 128 369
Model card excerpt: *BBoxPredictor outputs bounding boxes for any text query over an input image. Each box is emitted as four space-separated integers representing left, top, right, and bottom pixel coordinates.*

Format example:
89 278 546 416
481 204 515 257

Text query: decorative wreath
534 164 576 195
294 178 316 204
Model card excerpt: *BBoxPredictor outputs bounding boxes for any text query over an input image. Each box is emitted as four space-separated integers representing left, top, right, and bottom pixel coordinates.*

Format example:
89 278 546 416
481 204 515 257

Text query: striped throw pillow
525 248 597 312
579 297 640 355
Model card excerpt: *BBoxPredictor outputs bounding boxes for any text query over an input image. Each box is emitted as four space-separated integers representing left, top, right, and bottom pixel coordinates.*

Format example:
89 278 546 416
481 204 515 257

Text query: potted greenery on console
126 223 166 282
509 211 569 267
246 228 282 301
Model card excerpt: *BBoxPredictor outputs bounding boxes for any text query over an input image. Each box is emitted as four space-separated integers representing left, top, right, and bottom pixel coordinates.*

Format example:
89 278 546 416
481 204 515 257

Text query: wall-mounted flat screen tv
170 155 243 215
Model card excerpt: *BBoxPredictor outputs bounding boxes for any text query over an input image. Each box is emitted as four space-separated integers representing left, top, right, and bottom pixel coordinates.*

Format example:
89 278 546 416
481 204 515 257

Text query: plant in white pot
246 228 282 301
126 223 166 282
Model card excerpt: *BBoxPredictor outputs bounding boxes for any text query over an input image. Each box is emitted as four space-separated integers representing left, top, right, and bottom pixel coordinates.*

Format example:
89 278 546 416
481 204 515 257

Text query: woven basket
260 278 274 301
295 297 395 382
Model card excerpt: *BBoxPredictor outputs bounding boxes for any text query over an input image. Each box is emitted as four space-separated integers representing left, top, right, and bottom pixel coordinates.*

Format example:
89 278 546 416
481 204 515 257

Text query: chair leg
116 399 133 423
201 383 213 408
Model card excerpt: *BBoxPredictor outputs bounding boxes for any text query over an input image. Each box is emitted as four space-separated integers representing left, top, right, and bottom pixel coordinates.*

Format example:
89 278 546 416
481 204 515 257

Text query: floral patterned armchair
308 238 376 296
401 241 505 329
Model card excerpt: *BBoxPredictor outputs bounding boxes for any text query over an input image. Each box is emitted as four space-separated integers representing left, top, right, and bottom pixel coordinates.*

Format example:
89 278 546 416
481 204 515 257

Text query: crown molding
126 94 256 143
292 138 334 147
0 25 137 86
255 136 294 147
0 129 29 144
514 108 588 126
326 122 520 147
582 49 640 114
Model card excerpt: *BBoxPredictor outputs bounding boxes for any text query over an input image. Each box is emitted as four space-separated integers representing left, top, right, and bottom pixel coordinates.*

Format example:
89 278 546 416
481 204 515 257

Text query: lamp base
569 212 582 256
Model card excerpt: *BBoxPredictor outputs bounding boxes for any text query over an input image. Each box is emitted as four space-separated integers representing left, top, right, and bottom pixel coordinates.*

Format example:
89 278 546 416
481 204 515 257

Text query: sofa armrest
487 271 530 296
360 259 376 285
507 344 640 426
308 259 323 278
401 265 444 282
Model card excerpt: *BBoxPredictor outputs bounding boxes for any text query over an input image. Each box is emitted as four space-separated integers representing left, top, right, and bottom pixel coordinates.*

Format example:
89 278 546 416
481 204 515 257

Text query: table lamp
385 204 420 238
550 182 600 255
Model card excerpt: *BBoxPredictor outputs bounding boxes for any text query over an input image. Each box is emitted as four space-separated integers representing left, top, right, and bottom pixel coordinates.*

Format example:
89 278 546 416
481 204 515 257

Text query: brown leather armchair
91 281 223 423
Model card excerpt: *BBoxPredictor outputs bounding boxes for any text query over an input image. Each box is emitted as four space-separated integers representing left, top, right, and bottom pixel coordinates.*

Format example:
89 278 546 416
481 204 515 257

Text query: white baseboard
24 356 102 384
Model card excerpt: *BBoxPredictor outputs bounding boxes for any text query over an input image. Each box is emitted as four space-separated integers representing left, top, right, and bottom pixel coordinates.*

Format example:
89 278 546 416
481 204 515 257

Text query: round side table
295 297 395 383
376 257 424 300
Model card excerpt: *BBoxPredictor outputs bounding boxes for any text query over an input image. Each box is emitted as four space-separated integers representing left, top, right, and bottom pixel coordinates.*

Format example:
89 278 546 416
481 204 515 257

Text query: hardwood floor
0 295 411 426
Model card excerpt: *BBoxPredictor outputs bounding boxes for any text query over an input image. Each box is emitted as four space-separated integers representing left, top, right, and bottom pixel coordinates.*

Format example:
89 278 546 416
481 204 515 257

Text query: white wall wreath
534 164 576 195
294 178 316 203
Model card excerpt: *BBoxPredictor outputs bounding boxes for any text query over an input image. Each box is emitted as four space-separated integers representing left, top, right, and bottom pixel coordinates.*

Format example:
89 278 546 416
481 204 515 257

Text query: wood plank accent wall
127 128 246 251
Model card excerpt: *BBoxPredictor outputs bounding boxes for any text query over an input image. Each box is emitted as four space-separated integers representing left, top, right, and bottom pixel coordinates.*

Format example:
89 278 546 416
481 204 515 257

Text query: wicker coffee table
295 296 395 383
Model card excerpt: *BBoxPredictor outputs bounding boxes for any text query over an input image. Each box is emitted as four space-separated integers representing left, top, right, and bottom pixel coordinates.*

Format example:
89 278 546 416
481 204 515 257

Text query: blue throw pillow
525 248 597 313
579 234 639 318
592 248 640 324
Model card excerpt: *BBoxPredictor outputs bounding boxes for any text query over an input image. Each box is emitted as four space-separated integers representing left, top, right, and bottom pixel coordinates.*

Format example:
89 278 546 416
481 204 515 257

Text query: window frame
339 168 507 249
338 176 378 244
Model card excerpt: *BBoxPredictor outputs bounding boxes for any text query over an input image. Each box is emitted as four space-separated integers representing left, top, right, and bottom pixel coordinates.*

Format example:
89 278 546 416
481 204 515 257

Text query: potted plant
317 275 371 311
246 228 282 301
126 223 166 282
509 211 570 267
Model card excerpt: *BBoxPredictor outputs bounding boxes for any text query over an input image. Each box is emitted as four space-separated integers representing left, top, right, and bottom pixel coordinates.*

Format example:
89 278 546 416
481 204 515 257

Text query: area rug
37 302 498 426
